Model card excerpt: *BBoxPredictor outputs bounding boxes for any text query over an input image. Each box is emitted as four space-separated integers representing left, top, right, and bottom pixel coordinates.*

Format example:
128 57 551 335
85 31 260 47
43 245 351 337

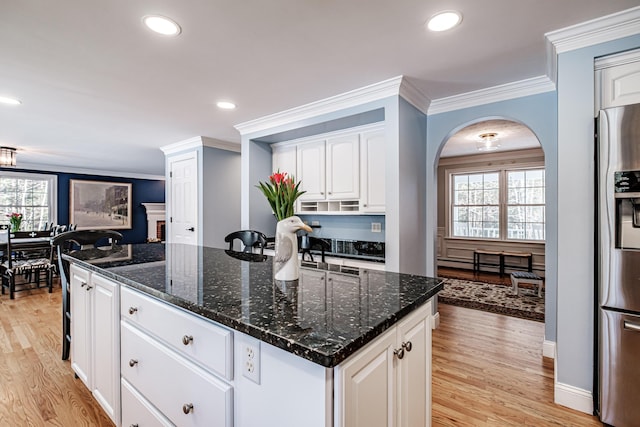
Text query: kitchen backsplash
298 214 385 242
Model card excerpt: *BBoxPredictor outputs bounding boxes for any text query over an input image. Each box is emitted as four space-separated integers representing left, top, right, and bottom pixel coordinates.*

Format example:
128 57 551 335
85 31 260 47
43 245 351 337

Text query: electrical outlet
242 336 261 384
311 220 320 226
371 222 382 232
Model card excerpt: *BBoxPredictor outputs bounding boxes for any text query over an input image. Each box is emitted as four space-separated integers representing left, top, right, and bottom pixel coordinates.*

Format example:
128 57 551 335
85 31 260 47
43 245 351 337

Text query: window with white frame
450 167 545 241
0 171 57 231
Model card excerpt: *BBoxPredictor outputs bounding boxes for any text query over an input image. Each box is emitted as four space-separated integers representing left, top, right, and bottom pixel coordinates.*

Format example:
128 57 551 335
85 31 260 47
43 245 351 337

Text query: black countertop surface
64 243 443 368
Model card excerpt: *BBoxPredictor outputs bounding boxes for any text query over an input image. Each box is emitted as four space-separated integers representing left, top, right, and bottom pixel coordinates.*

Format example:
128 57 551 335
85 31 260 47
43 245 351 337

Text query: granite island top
64 243 443 368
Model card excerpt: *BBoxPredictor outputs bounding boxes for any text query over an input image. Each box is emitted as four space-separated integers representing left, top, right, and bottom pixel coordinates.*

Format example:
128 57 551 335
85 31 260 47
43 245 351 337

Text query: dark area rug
437 277 544 322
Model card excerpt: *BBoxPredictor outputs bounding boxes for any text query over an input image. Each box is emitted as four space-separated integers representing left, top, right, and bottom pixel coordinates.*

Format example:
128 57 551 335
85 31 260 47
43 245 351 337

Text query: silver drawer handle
182 335 194 345
624 320 640 332
183 403 194 414
129 359 138 367
403 341 412 352
394 347 404 359
85 286 92 291
128 307 138 315
80 281 87 288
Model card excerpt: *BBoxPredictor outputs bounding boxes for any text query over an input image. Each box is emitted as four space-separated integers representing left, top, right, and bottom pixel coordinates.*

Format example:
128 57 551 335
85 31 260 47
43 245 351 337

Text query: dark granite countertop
64 243 443 368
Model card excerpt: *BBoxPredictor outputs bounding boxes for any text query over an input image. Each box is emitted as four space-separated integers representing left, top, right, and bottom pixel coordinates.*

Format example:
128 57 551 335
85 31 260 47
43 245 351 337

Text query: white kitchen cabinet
596 48 640 110
335 301 432 427
120 287 233 427
69 265 120 426
297 139 327 200
360 128 386 213
326 134 360 200
272 143 297 178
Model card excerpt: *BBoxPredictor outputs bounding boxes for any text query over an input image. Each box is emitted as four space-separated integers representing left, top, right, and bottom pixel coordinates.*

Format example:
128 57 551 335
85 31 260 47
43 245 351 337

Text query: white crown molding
234 76 410 136
399 77 431 114
161 136 240 155
9 162 165 181
427 76 555 115
595 46 640 69
546 6 640 55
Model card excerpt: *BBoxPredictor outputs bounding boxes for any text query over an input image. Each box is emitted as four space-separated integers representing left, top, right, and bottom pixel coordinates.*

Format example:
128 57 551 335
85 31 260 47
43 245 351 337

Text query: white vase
273 216 302 282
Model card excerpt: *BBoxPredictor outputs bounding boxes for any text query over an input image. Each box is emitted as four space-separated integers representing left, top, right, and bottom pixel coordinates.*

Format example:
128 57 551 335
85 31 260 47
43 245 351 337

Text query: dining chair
224 230 268 254
1 229 55 300
51 229 123 361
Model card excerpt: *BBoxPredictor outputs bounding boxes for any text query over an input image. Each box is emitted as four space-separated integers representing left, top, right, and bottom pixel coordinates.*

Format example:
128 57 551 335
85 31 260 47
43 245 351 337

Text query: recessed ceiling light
216 101 237 110
0 96 21 105
143 15 181 36
426 11 462 32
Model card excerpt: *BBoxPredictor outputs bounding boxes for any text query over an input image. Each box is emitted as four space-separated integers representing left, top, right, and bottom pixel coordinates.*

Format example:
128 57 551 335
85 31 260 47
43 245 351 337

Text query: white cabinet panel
600 59 640 109
121 286 233 381
272 144 297 178
70 265 92 387
122 378 173 427
327 134 360 200
297 140 326 200
121 321 233 427
361 129 386 212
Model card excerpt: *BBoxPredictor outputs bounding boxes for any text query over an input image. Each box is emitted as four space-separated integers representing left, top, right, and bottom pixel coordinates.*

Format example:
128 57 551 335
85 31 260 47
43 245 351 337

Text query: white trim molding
431 311 440 330
161 136 241 156
234 75 431 136
555 382 594 415
542 339 556 359
427 76 555 115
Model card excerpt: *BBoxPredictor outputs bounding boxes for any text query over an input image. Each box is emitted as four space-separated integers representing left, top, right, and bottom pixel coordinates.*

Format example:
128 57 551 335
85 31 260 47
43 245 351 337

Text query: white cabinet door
91 274 120 426
361 129 386 213
601 60 640 109
297 140 326 200
168 151 198 245
337 328 396 427
272 144 297 178
326 134 360 200
70 265 92 388
396 303 431 427
298 269 327 331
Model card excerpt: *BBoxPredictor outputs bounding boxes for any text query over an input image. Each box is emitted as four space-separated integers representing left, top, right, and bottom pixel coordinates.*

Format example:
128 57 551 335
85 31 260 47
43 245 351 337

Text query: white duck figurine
274 216 312 281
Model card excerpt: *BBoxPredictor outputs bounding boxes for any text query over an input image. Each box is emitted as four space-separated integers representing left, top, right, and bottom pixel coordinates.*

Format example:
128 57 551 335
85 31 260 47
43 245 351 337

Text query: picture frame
69 180 132 230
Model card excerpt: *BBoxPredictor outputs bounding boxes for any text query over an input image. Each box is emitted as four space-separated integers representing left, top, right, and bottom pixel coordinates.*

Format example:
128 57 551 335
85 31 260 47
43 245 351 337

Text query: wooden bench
473 250 533 277
510 271 544 297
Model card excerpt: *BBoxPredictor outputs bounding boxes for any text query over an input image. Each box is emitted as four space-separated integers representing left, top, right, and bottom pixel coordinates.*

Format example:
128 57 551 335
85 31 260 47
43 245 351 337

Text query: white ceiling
1 1 639 177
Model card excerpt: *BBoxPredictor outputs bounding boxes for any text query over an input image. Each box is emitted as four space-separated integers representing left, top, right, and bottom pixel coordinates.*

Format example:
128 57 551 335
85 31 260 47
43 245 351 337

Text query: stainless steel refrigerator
596 103 640 426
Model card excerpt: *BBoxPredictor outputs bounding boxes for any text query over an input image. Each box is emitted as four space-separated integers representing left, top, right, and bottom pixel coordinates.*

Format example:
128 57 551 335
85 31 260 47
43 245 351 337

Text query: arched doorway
434 118 546 322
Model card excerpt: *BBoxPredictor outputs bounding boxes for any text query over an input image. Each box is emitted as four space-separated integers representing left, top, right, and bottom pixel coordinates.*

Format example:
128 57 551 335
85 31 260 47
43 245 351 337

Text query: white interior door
169 152 198 246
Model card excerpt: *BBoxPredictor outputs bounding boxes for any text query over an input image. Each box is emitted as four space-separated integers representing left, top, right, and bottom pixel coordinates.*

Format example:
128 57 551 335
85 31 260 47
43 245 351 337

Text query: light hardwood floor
432 303 602 426
1 279 602 426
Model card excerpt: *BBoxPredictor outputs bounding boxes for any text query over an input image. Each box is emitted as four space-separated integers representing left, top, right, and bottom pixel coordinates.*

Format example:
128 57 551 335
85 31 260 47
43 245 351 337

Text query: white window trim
0 170 58 227
445 160 545 243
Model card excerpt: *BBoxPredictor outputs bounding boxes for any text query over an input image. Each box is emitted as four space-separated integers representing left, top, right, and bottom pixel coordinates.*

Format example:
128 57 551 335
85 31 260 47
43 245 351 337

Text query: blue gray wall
556 34 640 393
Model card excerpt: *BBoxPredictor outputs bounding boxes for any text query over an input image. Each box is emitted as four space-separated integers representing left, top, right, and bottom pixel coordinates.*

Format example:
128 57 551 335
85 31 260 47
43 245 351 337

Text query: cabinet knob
183 403 194 414
130 424 139 427
85 286 93 291
328 192 332 195
320 192 324 195
129 359 138 367
182 335 194 345
128 307 138 315
363 204 367 207
402 341 412 352
394 347 405 360
80 281 87 287
187 227 195 232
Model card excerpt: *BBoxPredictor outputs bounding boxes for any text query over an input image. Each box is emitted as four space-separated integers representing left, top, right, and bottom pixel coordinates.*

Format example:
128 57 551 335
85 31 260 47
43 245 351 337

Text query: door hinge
169 171 173 178
170 217 173 223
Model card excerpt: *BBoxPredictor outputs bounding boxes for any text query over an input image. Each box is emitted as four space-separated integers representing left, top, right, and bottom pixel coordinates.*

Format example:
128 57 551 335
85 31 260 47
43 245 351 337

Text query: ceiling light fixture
143 15 182 36
476 133 500 152
0 147 17 167
426 10 462 32
0 96 21 105
216 101 237 110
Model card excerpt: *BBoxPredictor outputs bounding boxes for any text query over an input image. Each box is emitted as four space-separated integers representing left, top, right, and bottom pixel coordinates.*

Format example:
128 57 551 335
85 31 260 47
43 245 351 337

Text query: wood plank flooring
1 275 602 426
432 303 602 426
0 282 113 426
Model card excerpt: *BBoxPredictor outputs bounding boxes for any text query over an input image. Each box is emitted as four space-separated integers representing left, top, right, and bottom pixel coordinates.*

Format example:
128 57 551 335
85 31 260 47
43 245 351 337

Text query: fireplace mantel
141 203 166 242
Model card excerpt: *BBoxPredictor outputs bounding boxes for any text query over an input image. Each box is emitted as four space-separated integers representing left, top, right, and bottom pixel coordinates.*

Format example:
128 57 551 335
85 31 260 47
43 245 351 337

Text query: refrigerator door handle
623 320 640 332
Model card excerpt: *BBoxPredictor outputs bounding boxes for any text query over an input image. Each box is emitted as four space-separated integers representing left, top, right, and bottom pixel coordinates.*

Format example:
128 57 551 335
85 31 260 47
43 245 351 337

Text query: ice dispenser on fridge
614 171 640 249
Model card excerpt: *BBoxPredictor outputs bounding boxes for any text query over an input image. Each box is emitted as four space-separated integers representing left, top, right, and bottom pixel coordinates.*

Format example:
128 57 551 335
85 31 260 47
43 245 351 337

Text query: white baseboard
431 312 440 329
542 339 556 359
554 382 594 414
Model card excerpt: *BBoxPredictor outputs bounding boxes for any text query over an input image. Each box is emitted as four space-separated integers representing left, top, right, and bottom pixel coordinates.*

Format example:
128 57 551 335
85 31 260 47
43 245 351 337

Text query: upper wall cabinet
272 124 384 214
596 49 640 110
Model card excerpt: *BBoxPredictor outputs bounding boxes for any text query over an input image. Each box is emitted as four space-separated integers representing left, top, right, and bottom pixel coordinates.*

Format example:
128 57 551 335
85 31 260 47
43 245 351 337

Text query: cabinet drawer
121 286 233 380
122 378 172 427
121 322 233 427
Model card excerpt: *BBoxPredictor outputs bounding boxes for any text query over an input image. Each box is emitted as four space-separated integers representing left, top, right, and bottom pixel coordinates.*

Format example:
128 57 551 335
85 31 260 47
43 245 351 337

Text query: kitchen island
64 243 443 427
